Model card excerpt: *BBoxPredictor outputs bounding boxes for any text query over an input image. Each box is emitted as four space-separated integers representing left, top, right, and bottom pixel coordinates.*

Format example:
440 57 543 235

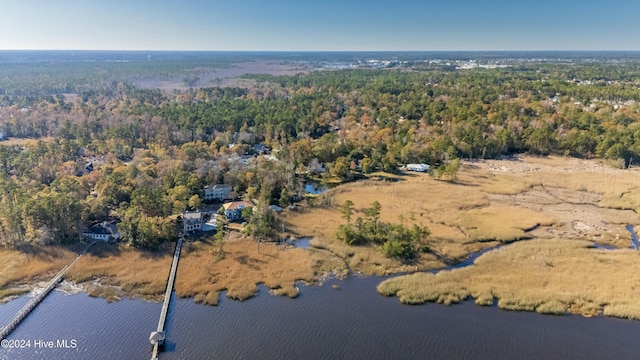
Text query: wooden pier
151 236 183 360
0 241 95 341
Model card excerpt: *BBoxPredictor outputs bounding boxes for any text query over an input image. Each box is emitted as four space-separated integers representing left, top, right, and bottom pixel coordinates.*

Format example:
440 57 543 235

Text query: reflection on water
1 291 158 359
163 276 640 360
287 237 311 249
304 183 328 194
1 276 640 359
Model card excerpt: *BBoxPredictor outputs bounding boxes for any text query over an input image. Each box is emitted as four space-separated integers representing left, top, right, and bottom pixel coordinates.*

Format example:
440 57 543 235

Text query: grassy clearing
0 137 54 147
67 242 173 301
378 239 640 319
174 236 319 305
478 173 535 195
458 206 556 242
0 246 75 302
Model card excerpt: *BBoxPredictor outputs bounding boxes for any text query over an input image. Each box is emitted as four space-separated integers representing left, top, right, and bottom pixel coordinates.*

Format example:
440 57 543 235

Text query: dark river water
2 275 640 360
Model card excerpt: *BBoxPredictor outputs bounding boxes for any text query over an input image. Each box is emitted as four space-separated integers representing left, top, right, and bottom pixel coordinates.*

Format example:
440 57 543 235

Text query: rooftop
183 211 203 220
223 201 253 211
206 184 232 190
85 221 118 235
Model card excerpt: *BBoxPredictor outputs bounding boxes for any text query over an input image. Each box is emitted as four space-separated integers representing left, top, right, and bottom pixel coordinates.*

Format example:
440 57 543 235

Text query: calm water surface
1 276 640 360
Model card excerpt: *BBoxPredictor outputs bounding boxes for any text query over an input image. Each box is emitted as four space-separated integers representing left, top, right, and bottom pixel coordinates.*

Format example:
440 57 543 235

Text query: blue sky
0 0 638 51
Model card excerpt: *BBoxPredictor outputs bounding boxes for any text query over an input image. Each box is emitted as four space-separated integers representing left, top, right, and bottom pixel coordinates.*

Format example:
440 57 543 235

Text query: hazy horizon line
1 49 638 53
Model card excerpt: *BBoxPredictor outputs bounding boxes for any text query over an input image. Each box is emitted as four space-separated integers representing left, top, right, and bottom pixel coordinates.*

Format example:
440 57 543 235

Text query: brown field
133 61 313 91
0 137 54 147
0 245 76 302
174 235 324 305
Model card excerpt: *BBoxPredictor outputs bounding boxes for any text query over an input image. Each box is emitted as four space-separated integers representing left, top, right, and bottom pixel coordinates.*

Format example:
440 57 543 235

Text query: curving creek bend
1 238 640 360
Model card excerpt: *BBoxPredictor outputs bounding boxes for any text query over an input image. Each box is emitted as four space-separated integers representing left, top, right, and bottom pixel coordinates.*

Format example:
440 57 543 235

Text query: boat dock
150 236 183 360
0 241 95 341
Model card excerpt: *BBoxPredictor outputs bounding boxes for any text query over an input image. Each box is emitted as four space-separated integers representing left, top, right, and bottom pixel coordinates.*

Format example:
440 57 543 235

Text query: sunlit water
2 276 640 360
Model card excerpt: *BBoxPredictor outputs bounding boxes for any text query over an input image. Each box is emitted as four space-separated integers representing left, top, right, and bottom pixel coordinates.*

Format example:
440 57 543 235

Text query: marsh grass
458 206 556 242
378 239 640 319
480 174 534 195
87 285 121 303
0 288 29 302
0 246 75 301
67 242 173 301
604 302 640 320
175 236 317 304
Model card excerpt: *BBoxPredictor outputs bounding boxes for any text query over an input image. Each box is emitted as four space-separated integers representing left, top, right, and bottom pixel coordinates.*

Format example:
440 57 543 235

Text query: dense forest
0 54 639 248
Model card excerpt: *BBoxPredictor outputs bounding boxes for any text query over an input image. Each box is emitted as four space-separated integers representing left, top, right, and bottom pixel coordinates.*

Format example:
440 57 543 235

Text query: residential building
83 221 121 242
183 211 203 234
406 163 430 172
253 143 268 154
307 158 326 173
204 184 232 202
223 201 253 221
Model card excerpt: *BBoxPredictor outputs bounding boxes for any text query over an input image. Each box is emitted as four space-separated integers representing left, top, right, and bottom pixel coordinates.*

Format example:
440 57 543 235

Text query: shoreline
2 155 640 320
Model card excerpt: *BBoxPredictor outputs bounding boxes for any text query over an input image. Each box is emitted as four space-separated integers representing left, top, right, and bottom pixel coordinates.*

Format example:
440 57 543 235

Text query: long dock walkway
151 236 183 360
0 241 95 340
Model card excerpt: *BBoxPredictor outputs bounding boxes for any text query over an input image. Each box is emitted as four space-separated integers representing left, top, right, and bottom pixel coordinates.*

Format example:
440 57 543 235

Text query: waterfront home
83 221 121 242
223 201 253 221
183 211 203 234
204 184 232 202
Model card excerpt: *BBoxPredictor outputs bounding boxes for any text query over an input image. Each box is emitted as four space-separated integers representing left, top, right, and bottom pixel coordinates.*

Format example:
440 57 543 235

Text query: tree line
0 61 638 248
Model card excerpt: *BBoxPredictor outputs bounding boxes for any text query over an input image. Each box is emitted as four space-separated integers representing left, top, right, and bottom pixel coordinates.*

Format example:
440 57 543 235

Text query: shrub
380 240 415 260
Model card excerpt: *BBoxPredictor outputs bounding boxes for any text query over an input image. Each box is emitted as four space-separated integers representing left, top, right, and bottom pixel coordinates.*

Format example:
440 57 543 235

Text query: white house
406 163 430 172
204 184 232 202
183 211 203 234
83 221 121 242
